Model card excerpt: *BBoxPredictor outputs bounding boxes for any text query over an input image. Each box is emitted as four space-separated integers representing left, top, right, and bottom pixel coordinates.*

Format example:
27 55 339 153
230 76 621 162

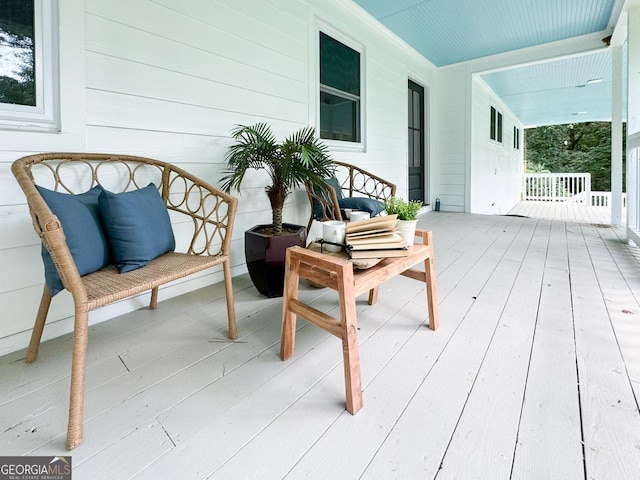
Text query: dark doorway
408 80 425 202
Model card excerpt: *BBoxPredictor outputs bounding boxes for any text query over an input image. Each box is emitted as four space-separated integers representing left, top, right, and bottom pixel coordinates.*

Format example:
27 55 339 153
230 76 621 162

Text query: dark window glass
320 90 359 142
0 0 35 106
320 32 360 142
490 106 503 143
490 107 496 140
320 32 359 95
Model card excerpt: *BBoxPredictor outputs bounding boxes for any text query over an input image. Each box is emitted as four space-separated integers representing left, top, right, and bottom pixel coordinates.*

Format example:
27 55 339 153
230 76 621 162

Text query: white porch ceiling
353 0 625 126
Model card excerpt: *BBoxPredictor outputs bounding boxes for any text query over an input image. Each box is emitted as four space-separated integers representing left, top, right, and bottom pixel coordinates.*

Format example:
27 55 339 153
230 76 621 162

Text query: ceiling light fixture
576 78 603 88
571 111 588 115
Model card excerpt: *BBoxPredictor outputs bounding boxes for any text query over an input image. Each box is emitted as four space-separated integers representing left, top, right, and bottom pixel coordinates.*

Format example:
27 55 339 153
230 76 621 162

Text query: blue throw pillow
312 177 344 219
339 197 385 217
36 185 110 296
99 183 175 273
324 177 344 201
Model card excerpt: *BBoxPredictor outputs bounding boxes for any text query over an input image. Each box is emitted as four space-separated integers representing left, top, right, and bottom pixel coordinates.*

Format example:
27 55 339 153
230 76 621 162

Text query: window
319 31 361 143
0 0 59 130
513 126 520 149
490 106 503 143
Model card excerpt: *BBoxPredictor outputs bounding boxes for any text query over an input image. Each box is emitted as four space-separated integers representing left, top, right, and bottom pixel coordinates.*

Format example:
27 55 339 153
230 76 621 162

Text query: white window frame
317 26 365 152
0 0 60 131
513 126 520 150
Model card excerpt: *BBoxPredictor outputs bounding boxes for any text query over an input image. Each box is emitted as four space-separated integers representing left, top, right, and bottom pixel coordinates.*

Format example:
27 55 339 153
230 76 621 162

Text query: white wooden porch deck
508 200 615 225
2 212 640 479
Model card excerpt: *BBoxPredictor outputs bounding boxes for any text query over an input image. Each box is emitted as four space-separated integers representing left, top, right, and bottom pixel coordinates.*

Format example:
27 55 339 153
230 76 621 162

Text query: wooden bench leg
280 249 301 361
423 231 439 331
367 286 379 305
337 263 363 414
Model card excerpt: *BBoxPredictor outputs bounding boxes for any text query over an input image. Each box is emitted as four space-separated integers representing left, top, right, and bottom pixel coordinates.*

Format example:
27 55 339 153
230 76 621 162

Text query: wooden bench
12 152 238 449
280 229 438 414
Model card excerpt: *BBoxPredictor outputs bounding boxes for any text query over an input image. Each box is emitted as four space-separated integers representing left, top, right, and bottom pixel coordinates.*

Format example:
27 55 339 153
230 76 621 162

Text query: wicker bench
12 152 238 449
305 160 396 229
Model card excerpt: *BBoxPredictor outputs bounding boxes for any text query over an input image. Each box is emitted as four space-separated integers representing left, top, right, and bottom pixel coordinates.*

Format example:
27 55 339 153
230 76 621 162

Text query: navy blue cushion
339 197 385 217
312 177 344 219
99 183 175 273
324 177 344 201
37 185 110 296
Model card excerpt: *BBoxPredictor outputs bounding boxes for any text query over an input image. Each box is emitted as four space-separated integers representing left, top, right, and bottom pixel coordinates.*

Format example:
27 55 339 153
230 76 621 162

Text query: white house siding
433 66 470 212
469 77 524 215
434 65 523 215
0 0 436 355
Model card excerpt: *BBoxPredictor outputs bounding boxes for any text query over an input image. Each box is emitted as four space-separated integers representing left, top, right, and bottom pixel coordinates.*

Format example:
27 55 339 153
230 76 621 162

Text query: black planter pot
245 223 307 298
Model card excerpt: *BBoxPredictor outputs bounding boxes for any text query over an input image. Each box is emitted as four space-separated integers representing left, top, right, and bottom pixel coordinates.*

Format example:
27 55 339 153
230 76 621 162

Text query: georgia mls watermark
0 456 71 480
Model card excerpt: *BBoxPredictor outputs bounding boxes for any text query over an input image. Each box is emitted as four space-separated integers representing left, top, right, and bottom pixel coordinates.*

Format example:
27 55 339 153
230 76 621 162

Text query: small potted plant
221 122 335 297
383 197 423 246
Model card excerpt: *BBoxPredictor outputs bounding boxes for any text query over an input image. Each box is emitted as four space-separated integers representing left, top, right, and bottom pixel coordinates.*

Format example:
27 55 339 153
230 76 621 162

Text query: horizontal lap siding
0 0 436 355
469 78 523 215
435 68 468 212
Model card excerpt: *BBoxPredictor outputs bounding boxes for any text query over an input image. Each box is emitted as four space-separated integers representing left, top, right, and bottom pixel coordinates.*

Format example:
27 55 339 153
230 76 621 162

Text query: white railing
523 173 591 203
523 173 626 207
588 191 627 207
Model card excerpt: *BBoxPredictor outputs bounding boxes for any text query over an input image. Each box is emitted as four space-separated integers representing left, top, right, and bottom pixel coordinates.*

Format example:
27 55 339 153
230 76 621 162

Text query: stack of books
345 215 408 259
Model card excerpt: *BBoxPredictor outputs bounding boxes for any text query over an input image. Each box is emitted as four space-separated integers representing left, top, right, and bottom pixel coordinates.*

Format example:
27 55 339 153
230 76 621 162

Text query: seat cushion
37 185 110 296
99 183 176 273
339 196 386 217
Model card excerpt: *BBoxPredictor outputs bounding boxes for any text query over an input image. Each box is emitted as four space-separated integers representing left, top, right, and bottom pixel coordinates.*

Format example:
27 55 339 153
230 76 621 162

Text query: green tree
524 122 625 192
0 0 35 106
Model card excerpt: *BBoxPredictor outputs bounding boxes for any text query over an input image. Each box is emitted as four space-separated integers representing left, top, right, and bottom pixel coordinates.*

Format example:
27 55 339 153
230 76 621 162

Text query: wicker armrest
305 178 344 228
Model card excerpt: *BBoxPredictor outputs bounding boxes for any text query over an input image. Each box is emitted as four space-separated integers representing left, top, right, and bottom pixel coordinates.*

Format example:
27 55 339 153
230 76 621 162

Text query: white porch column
627 7 640 244
611 45 623 226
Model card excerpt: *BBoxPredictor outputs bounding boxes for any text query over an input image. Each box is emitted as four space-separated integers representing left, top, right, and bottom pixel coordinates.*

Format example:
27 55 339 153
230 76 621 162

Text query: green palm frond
220 122 335 234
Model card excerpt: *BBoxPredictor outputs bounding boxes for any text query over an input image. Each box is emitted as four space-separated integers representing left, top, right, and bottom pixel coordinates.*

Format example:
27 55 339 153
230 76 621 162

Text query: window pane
408 124 414 161
412 130 421 167
320 90 359 142
0 0 35 106
412 91 421 129
497 112 503 142
320 32 359 96
319 31 361 144
490 107 496 140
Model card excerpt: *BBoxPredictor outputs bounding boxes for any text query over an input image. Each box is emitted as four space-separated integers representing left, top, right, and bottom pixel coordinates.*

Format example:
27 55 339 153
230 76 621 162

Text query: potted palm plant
383 197 423 246
221 122 335 297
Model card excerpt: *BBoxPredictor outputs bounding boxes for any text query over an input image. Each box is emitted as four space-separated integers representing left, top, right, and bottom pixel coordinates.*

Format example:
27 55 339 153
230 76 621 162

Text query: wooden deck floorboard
507 200 615 225
1 212 639 480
